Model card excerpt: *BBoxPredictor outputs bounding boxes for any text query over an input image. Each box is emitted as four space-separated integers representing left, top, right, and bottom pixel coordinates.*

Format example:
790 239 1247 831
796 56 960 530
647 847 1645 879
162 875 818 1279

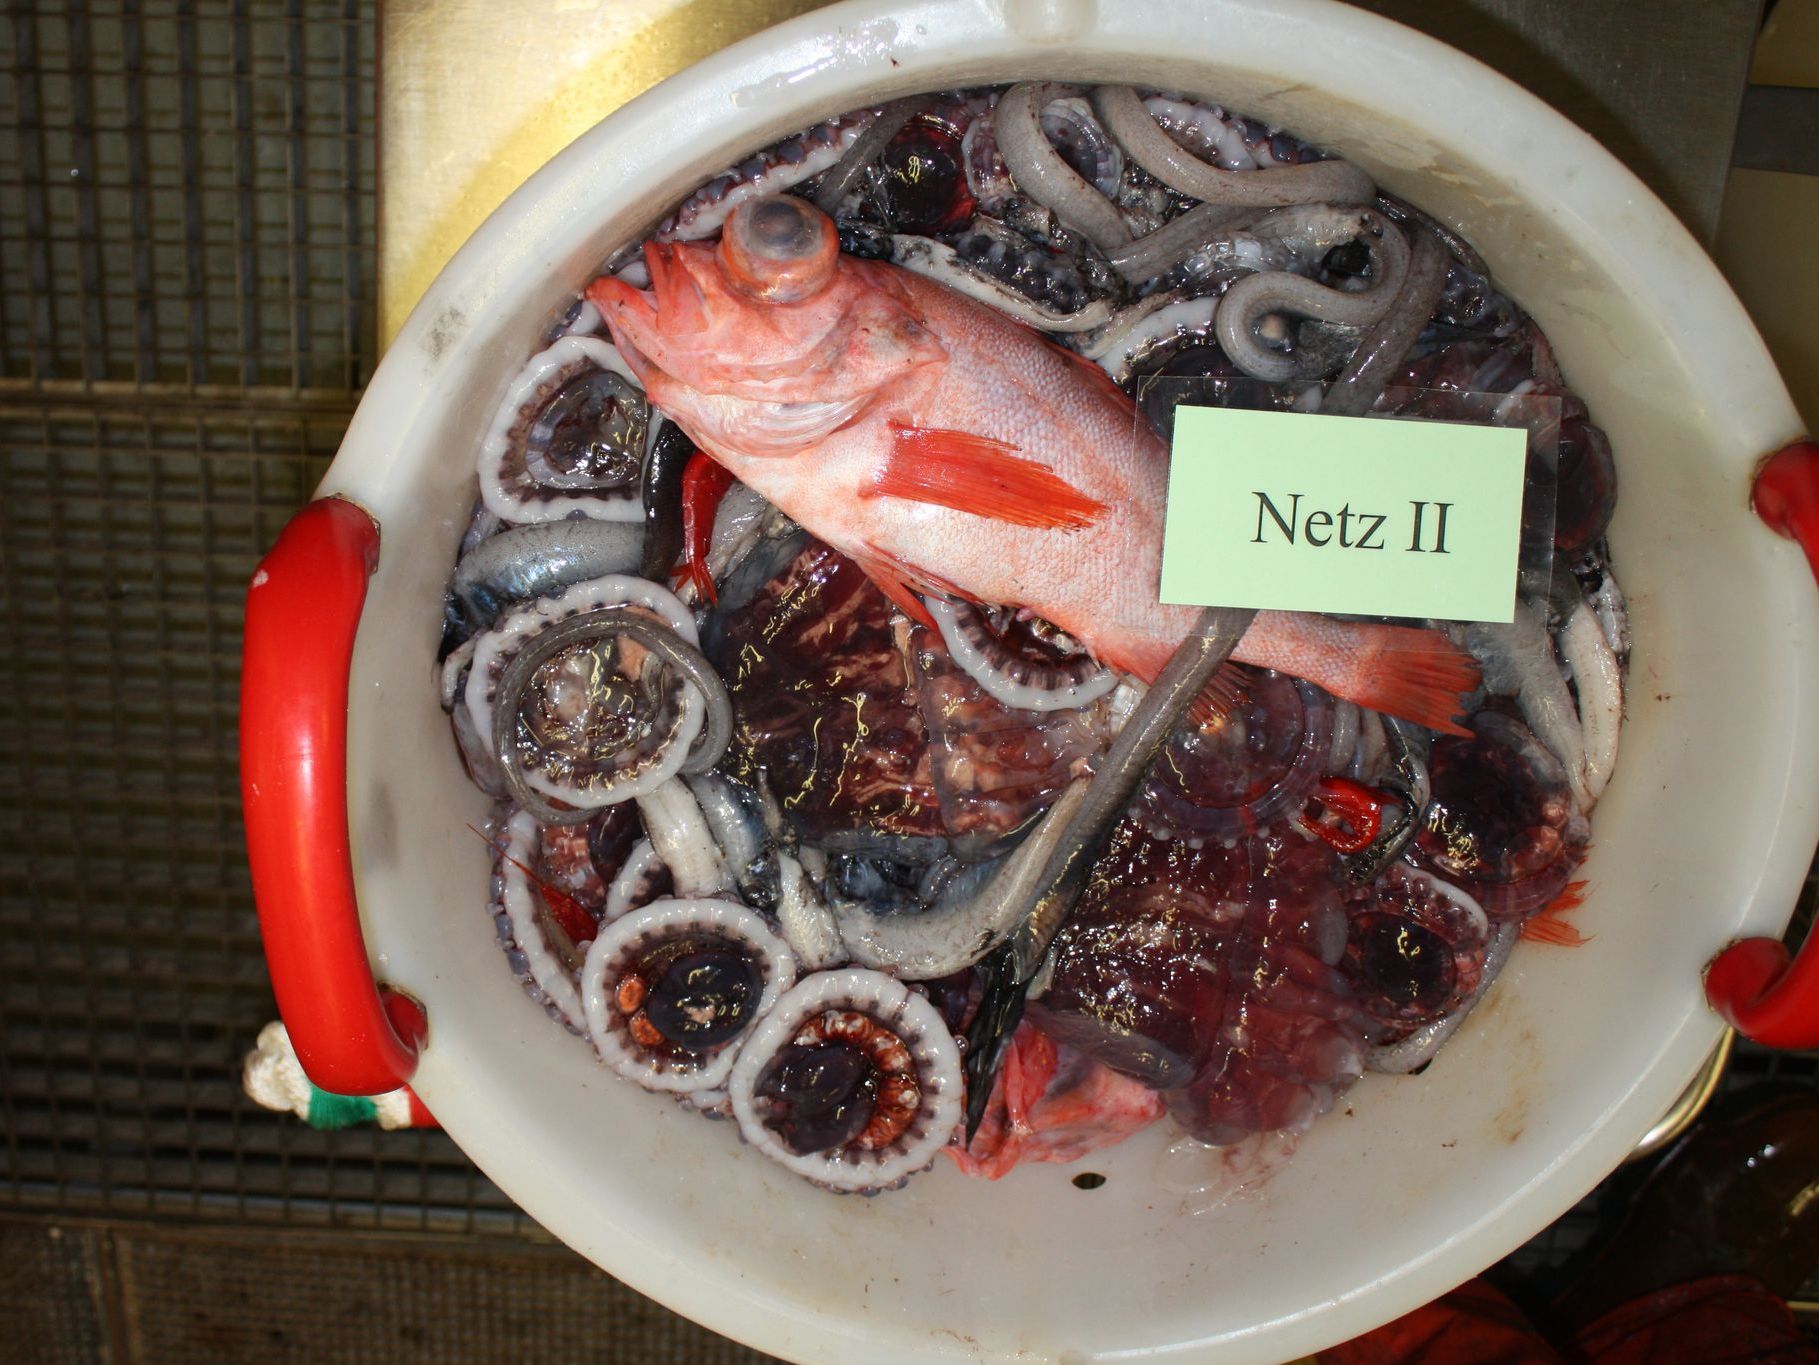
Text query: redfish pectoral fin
869 422 1108 531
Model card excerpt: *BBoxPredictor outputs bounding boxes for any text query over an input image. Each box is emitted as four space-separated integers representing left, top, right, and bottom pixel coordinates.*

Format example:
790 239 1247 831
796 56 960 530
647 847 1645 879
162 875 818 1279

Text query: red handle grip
1705 439 1819 1047
1752 439 1819 587
241 497 428 1094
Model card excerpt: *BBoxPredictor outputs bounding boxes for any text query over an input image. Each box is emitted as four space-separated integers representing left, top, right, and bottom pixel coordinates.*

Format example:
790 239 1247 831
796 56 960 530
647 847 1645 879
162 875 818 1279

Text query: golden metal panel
378 0 831 344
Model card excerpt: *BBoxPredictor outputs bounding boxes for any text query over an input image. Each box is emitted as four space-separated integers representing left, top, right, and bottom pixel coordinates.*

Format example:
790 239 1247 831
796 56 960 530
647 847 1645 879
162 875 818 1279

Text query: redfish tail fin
871 422 1108 531
1110 619 1477 735
1351 626 1481 736
1522 879 1591 946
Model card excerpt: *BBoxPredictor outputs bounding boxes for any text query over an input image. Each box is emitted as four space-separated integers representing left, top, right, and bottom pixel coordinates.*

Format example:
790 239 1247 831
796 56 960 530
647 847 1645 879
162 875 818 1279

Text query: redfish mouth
583 243 710 341
589 257 855 397
641 241 709 334
582 275 662 387
584 241 714 386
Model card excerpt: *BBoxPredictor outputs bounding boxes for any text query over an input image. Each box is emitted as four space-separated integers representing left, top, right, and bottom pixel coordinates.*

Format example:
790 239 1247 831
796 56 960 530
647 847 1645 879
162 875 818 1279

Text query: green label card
1160 405 1528 623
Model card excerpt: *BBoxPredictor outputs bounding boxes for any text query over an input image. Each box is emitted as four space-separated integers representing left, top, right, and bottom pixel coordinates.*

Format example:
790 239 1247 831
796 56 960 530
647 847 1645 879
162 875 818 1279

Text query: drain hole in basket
1072 1172 1107 1190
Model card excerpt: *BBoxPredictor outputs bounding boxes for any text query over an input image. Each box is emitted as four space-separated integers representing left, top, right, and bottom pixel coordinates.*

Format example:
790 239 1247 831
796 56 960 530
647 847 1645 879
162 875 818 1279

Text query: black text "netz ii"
1251 491 1453 554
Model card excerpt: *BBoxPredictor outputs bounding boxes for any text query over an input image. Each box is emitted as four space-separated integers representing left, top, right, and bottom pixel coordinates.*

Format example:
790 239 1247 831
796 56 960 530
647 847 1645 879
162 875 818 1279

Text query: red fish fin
682 560 717 604
1093 637 1172 685
1522 879 1591 946
1094 638 1247 723
871 421 1108 531
467 824 597 945
852 548 937 629
1111 623 1477 735
852 541 974 629
1186 663 1250 728
1351 628 1481 737
505 852 599 946
862 540 969 600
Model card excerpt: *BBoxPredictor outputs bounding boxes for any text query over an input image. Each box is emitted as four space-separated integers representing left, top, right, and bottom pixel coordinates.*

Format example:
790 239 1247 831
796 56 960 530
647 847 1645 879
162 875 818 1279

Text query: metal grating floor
2 0 373 391
0 0 1814 1360
0 0 534 1239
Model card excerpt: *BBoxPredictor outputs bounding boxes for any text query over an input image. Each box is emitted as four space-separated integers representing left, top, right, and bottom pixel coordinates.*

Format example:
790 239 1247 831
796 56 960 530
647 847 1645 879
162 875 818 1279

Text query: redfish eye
719 195 839 304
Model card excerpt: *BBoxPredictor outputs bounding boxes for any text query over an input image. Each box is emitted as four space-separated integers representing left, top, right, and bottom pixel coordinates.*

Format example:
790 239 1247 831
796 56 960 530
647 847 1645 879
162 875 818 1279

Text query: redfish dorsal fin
869 422 1108 531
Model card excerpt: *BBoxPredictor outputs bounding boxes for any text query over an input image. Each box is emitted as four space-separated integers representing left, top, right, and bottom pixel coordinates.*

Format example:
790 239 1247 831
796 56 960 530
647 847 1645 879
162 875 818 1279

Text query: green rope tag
306 1089 380 1130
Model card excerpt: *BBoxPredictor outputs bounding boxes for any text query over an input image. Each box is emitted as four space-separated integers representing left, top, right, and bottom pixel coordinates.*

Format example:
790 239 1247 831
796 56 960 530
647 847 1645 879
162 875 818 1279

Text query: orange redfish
588 195 1476 731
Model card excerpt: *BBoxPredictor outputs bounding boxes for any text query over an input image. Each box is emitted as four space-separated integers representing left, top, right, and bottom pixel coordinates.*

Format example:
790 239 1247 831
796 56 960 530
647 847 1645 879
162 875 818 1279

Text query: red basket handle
1705 439 1819 1048
241 497 428 1094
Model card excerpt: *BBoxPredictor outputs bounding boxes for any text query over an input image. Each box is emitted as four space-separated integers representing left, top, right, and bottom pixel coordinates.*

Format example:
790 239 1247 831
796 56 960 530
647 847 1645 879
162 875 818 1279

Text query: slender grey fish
1461 600 1590 809
1007 605 1260 979
1559 598 1622 805
965 604 1258 1136
833 780 1093 981
453 520 644 630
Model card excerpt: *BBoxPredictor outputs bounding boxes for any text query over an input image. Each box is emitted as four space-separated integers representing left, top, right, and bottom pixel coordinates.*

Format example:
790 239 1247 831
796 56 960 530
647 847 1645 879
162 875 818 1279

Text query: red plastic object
240 497 428 1095
1752 438 1819 588
1704 439 1819 1047
1302 777 1387 855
